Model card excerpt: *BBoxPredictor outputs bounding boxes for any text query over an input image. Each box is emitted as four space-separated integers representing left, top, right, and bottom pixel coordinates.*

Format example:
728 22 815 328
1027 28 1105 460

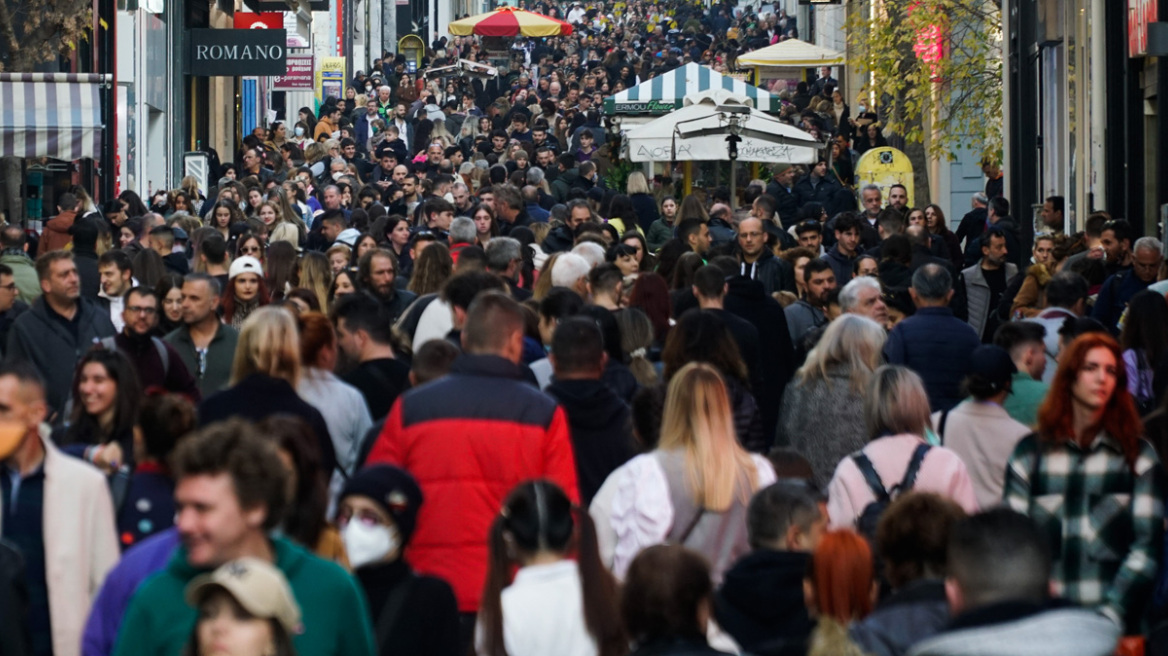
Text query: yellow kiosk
855 147 915 207
398 35 426 74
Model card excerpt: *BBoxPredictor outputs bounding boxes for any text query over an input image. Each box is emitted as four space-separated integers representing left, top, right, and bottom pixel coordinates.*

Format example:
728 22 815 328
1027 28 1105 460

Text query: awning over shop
0 73 110 161
737 39 846 68
622 89 821 163
604 62 782 115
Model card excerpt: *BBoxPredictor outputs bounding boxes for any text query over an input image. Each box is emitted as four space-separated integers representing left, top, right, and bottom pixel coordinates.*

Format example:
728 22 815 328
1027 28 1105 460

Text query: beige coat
931 401 1032 508
0 426 119 656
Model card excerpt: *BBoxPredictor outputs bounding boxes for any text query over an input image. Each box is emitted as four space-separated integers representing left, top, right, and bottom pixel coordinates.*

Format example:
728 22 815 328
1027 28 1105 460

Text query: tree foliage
0 0 91 72
846 0 1003 163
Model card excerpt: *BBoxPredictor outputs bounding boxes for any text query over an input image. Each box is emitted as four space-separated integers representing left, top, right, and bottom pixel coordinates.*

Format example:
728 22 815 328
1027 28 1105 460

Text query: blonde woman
198 305 338 475
777 314 887 488
626 171 659 233
180 175 205 214
590 362 776 583
429 120 455 148
294 252 333 312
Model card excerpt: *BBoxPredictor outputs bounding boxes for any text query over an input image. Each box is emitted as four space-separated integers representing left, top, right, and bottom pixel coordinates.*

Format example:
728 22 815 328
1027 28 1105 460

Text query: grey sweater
776 366 869 488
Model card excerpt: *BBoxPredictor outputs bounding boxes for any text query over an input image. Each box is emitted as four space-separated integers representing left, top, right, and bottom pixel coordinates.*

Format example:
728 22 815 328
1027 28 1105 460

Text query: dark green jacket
163 323 239 398
112 536 376 656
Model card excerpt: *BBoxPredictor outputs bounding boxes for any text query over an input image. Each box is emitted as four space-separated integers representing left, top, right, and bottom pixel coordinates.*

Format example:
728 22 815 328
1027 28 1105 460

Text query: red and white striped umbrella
449 7 574 38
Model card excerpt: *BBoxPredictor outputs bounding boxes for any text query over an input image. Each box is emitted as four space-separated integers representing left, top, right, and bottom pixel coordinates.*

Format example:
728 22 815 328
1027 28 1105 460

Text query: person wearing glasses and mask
338 465 461 656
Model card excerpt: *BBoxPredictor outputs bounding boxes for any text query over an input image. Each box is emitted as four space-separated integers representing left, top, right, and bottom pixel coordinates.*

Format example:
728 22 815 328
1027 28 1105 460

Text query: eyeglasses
126 306 157 315
241 246 261 254
0 283 15 291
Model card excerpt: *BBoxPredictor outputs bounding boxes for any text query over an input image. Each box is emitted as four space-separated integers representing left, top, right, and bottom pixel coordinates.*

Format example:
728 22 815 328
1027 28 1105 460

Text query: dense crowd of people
2 1 1168 656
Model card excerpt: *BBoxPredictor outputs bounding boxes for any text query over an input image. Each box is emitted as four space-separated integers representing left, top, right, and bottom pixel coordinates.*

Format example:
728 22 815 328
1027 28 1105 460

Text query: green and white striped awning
603 63 781 115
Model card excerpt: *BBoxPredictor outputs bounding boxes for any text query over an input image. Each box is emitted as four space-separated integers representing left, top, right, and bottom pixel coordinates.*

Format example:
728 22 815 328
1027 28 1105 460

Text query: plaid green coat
1003 432 1164 629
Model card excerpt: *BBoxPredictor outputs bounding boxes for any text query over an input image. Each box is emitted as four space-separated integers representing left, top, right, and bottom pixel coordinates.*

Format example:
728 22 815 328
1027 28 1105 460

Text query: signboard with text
186 29 288 77
272 55 315 91
317 56 346 102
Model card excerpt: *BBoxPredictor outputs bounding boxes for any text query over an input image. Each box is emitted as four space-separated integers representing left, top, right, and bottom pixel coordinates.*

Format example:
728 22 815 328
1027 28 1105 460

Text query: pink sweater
826 434 980 529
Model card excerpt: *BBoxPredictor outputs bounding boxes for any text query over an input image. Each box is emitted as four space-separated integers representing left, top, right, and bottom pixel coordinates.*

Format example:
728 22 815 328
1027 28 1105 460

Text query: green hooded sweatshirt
112 536 376 656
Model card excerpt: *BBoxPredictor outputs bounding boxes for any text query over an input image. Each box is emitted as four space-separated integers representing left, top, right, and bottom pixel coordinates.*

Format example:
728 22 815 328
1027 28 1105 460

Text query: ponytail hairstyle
479 480 626 656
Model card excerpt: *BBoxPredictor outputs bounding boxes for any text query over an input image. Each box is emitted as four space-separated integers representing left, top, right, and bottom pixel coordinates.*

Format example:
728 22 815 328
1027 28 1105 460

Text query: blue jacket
1091 269 1151 333
82 529 181 656
884 307 980 412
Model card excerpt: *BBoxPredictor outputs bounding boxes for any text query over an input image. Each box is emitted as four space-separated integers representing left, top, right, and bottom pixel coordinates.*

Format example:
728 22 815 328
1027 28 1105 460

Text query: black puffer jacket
715 550 812 656
547 378 637 505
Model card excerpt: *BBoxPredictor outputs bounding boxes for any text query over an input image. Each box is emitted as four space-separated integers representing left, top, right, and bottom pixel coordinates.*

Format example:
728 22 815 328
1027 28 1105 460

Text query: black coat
74 248 101 299
955 207 988 267
0 541 28 656
724 276 795 441
198 374 337 475
715 550 812 656
546 378 638 505
356 560 461 656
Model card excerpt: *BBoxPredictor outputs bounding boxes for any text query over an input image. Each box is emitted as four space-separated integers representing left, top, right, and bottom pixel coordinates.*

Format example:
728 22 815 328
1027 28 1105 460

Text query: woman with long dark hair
1120 290 1168 414
924 204 963 272
57 348 142 477
479 480 626 656
627 273 671 348
1004 332 1163 633
119 190 149 217
222 256 271 329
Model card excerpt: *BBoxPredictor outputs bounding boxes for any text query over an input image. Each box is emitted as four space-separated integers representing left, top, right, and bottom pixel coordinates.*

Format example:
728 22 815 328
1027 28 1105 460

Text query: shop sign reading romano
187 29 288 76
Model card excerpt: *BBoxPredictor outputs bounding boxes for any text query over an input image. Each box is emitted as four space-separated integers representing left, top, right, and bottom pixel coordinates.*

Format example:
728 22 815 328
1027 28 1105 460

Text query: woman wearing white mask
337 465 462 656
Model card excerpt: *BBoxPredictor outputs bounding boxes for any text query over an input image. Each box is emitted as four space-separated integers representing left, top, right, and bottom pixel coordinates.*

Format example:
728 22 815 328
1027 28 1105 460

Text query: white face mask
294 126 305 137
332 171 344 180
342 521 399 569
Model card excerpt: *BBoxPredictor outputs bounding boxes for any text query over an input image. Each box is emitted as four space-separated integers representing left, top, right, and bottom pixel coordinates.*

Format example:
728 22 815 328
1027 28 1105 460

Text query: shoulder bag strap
895 443 932 494
937 410 950 445
851 452 890 501
151 337 170 377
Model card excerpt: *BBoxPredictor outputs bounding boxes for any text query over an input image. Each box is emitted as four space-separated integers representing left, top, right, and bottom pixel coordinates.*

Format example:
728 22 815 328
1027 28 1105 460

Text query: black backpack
852 443 932 541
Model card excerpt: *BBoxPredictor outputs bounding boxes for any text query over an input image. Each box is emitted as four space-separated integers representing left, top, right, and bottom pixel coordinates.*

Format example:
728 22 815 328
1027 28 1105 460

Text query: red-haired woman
1003 332 1163 632
802 530 874 656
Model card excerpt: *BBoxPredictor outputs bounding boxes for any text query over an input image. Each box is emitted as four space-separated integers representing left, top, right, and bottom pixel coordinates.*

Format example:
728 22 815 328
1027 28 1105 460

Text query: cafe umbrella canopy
603 62 782 127
448 7 574 37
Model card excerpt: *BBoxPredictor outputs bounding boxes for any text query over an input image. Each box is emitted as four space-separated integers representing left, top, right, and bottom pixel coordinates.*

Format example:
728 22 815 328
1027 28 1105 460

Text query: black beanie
341 465 424 543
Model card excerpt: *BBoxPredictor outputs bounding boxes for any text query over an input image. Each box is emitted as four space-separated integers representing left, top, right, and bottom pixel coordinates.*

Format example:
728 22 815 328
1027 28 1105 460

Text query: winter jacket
160 252 189 276
355 559 461 656
708 216 736 247
959 262 1017 341
111 536 376 656
850 579 949 656
0 540 29 656
823 244 858 285
724 276 795 439
198 374 337 476
907 602 1120 656
714 550 813 656
647 219 674 252
794 174 843 209
0 426 118 656
777 366 869 488
765 181 801 228
542 224 576 254
7 296 117 414
163 323 239 398
738 249 795 296
366 354 579 612
930 401 1031 509
111 332 201 400
784 300 827 350
38 210 76 255
1092 269 1152 333
74 248 101 299
630 193 661 233
955 207 988 267
547 378 638 506
884 307 981 412
826 434 980 529
82 529 181 656
0 249 41 303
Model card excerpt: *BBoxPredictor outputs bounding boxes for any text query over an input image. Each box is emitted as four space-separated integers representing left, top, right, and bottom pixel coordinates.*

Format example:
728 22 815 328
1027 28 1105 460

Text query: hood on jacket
715 550 812 650
907 607 1120 656
546 379 628 432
